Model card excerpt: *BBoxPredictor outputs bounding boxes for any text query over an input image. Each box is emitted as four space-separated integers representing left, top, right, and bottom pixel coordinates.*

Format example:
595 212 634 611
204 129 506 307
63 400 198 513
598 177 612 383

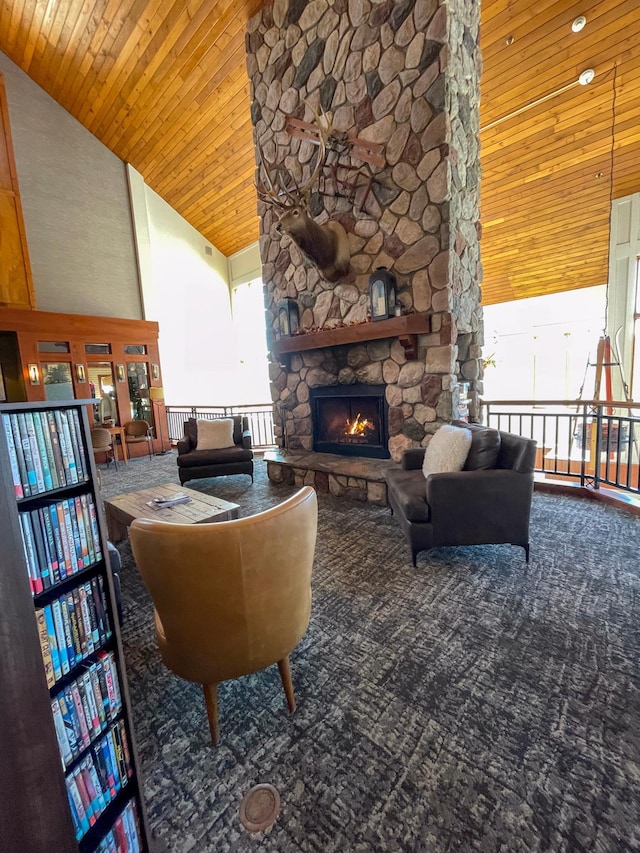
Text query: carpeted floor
99 452 640 853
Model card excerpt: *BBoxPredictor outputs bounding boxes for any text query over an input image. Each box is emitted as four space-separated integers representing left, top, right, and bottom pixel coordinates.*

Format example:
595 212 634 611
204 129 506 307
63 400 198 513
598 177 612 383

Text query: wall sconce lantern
151 363 160 381
116 364 126 382
28 364 40 385
75 364 87 383
369 267 397 321
277 298 299 338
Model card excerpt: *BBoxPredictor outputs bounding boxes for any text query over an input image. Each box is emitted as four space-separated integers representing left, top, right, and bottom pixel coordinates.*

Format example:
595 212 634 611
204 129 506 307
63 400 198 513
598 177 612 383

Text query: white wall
0 51 142 318
128 166 239 406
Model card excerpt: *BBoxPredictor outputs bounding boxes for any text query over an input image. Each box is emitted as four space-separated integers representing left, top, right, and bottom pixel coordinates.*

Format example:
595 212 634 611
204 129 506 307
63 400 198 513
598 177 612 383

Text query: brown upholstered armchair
129 486 318 744
91 427 118 470
123 419 153 460
385 422 536 566
176 416 253 485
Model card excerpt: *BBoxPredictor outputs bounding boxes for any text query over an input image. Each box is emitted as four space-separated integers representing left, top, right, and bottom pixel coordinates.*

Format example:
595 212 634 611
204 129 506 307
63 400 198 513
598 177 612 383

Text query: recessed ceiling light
572 16 587 32
595 172 604 179
505 35 515 46
579 68 595 86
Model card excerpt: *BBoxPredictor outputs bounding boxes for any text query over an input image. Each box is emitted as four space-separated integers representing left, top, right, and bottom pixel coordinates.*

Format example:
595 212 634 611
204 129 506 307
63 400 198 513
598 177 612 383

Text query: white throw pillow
422 424 472 477
196 418 235 450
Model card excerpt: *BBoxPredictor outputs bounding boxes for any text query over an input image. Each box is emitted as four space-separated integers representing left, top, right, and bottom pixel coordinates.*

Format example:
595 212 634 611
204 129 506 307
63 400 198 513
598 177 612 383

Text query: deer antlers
256 104 332 209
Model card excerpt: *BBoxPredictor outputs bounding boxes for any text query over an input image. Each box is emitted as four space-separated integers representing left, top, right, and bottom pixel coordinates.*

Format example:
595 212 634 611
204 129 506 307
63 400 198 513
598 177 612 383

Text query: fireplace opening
310 384 389 459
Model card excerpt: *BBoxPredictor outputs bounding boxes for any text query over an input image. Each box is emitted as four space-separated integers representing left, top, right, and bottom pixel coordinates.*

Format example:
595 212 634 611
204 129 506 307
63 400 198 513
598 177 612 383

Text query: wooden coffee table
104 482 240 543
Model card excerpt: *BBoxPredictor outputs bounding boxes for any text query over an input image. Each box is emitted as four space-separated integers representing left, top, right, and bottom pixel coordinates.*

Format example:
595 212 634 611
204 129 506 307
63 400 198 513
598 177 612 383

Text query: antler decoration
256 104 331 209
255 107 352 284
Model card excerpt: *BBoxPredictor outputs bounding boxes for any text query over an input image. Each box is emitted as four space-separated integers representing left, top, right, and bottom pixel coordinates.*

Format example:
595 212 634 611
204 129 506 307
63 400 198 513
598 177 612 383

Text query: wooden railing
165 404 276 449
484 399 640 497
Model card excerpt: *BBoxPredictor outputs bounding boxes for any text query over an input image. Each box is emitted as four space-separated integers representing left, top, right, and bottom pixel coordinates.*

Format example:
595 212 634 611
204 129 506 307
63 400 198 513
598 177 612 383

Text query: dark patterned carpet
99 452 640 852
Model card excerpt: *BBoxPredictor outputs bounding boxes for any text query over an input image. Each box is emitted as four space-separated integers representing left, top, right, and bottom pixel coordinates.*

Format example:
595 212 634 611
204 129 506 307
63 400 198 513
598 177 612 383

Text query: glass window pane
42 362 74 401
87 362 117 424
124 345 147 355
38 341 70 353
85 343 111 354
127 362 154 430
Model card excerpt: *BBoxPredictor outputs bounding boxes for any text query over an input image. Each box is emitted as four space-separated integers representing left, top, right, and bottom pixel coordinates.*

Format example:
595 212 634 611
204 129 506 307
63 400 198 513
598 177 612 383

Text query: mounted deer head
256 110 352 284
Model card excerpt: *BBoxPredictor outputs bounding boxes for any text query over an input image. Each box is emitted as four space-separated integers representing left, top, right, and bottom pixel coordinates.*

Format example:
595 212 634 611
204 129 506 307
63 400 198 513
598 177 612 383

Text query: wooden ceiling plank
55 0 128 101
27 0 71 78
154 118 254 203
136 66 249 177
482 0 625 66
63 0 147 118
14 0 42 69
102 0 246 150
48 0 109 91
84 0 196 134
109 15 247 157
75 0 171 128
483 29 640 122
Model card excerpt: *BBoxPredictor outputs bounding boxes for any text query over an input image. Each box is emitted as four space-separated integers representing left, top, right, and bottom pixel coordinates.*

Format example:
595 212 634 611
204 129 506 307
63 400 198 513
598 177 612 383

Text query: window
87 362 117 424
38 341 70 353
632 257 640 397
231 280 270 403
124 345 147 355
127 362 154 430
42 362 73 401
85 343 111 354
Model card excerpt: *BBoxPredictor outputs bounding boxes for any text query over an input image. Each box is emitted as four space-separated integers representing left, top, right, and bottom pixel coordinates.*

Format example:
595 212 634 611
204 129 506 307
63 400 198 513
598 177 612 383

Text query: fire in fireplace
310 384 389 459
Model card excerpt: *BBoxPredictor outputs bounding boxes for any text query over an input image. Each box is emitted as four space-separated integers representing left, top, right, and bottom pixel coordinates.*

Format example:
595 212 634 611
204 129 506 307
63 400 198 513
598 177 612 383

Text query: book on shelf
2 413 24 498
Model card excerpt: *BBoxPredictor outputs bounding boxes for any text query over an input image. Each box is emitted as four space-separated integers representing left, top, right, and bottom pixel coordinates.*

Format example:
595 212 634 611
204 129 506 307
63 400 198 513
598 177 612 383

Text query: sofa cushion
422 424 472 477
196 418 235 450
177 446 253 468
386 468 430 522
464 426 501 471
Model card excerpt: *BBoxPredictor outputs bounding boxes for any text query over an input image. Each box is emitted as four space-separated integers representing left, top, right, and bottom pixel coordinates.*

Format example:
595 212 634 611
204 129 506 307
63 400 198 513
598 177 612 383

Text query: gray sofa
385 421 536 566
176 416 254 485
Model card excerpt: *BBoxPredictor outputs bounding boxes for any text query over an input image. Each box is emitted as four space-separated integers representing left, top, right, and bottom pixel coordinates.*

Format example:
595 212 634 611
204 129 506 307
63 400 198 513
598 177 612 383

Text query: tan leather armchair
129 486 318 745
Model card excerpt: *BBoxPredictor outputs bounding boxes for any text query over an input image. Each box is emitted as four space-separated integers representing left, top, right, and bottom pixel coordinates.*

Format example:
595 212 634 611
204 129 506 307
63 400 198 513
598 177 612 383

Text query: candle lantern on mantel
277 298 299 338
369 267 397 321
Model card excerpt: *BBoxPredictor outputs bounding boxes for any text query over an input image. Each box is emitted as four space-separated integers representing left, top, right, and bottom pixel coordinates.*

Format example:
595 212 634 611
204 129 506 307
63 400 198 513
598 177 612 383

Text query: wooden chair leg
203 683 219 745
278 656 296 713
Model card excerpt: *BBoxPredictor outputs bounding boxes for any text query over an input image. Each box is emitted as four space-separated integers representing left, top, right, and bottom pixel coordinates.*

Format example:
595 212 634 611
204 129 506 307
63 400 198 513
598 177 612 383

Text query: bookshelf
0 400 150 853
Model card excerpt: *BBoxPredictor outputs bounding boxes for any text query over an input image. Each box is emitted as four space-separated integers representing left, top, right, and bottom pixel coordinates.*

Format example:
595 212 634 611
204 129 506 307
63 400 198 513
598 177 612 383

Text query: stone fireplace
246 0 483 497
310 383 389 459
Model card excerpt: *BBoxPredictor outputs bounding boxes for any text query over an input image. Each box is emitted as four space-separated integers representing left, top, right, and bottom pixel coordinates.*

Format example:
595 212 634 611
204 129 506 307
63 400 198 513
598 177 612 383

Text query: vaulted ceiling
1 0 639 305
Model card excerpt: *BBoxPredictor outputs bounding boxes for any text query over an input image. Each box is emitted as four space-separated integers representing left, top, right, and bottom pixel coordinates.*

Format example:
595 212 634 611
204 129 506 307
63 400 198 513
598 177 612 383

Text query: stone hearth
264 449 392 505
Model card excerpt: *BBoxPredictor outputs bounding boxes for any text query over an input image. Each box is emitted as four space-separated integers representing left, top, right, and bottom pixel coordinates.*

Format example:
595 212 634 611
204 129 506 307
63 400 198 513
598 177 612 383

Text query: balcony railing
484 399 640 497
166 404 276 450
164 399 640 498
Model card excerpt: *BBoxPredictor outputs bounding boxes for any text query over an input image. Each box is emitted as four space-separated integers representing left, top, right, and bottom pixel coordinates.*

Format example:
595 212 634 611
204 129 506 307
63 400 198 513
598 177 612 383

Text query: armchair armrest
242 430 252 450
402 448 426 470
177 437 191 455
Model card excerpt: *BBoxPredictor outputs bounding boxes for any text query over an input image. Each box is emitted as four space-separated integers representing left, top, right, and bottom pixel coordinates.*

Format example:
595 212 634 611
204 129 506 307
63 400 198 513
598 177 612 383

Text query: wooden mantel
272 312 431 362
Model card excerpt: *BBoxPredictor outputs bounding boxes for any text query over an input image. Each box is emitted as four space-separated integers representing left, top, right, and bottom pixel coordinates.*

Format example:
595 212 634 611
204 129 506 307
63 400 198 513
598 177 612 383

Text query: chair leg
203 683 219 745
524 543 530 563
278 656 296 713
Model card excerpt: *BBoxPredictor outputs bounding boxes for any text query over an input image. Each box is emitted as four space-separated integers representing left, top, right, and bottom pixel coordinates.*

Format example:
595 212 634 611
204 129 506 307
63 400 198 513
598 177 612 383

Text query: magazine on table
146 493 191 510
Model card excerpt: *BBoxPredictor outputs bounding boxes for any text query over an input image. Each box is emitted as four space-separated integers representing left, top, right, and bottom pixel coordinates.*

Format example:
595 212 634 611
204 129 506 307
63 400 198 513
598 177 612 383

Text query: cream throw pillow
196 418 235 450
422 424 472 477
